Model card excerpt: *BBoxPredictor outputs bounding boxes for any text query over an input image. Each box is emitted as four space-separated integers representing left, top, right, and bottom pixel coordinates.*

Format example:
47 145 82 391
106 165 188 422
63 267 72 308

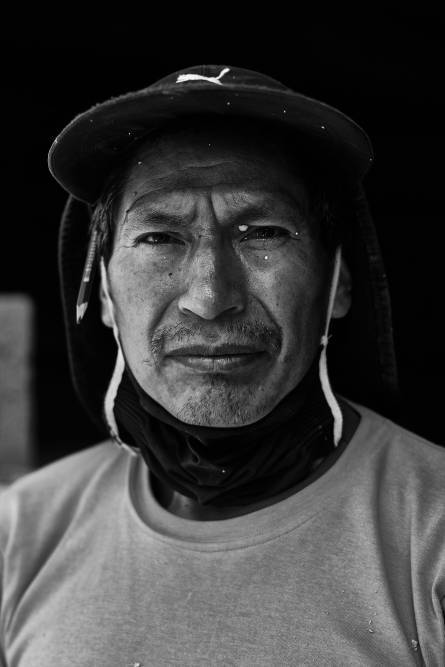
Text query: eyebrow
122 188 307 230
126 209 189 226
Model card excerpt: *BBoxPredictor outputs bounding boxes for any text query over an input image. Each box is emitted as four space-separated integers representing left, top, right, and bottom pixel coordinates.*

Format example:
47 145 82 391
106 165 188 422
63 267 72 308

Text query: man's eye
136 232 184 245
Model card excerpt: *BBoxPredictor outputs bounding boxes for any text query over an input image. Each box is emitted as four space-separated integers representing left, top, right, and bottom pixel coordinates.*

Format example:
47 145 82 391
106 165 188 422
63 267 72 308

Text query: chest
4 531 428 666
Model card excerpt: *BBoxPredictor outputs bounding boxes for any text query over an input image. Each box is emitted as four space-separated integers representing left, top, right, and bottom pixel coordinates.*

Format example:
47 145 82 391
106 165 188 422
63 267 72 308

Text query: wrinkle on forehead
127 161 297 195
124 187 307 223
115 126 311 229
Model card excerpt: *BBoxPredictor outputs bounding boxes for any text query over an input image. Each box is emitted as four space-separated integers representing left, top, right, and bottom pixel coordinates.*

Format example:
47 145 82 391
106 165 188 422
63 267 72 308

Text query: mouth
165 345 268 373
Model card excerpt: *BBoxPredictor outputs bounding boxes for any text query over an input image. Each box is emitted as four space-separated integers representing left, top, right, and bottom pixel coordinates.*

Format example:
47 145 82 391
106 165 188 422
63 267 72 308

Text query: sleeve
0 536 7 665
0 491 10 666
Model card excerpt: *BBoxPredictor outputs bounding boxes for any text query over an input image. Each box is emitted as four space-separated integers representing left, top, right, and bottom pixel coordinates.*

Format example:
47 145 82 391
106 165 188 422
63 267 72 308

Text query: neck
114 353 352 511
151 399 360 520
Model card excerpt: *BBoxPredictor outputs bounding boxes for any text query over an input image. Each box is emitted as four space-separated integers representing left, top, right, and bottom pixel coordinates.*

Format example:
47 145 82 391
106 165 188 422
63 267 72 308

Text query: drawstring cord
100 258 138 456
319 246 343 446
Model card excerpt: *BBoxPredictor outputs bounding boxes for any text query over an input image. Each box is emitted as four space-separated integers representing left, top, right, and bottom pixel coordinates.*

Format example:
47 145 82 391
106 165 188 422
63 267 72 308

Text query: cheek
253 254 327 349
108 253 177 334
254 253 326 313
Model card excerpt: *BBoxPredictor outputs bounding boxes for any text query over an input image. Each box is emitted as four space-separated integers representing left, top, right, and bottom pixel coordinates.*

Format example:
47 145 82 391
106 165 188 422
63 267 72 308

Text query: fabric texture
1 403 444 666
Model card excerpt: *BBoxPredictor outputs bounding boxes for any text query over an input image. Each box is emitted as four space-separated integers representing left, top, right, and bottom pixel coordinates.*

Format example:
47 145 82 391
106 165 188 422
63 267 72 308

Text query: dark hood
58 184 400 437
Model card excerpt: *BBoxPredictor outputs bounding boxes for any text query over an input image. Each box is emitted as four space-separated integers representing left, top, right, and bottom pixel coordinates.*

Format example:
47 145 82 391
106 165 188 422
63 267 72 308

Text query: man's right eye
135 233 184 245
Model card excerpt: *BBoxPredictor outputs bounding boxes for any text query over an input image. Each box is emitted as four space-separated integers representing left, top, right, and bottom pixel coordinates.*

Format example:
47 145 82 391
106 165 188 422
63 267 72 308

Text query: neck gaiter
113 351 335 507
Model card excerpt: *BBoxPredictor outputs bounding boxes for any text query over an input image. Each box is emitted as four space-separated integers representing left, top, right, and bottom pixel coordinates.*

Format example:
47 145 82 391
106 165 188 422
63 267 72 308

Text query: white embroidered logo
176 67 230 86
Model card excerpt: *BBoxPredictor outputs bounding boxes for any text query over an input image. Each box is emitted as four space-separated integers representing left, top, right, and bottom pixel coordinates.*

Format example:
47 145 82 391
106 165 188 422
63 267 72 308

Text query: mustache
147 319 282 365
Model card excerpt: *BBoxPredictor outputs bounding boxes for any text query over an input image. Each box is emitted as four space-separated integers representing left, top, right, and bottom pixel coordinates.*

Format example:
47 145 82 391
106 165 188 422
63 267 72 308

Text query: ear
99 275 114 328
331 256 352 319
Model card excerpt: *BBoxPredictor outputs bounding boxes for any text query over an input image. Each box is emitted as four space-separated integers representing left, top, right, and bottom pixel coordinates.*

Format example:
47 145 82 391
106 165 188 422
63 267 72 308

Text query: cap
48 64 374 204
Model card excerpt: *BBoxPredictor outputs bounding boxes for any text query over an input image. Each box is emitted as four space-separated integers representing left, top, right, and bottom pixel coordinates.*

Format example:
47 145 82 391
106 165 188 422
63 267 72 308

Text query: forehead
118 122 310 212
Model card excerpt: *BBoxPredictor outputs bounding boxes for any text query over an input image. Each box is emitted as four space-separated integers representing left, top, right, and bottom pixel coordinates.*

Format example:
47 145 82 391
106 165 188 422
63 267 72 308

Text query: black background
2 11 444 466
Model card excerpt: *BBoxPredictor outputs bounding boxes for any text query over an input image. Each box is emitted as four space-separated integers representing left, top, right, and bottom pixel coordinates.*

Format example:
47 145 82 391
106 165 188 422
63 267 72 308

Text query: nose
178 240 246 320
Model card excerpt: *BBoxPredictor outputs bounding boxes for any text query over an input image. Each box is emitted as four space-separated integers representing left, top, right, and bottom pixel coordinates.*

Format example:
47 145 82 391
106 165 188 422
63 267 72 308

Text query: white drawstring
319 246 343 446
100 258 138 456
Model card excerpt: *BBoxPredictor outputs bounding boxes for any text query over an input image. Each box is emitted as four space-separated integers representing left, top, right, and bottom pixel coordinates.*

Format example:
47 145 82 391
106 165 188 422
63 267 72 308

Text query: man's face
101 125 336 427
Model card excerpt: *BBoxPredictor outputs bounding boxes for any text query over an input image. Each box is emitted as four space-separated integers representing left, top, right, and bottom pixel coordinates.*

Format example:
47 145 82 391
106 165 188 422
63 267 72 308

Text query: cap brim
49 82 374 204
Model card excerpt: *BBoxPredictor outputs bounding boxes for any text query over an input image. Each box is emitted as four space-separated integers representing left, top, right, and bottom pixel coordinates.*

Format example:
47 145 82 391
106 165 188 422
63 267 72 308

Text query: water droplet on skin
411 639 419 651
226 101 231 106
283 109 287 114
264 255 268 260
321 124 326 130
137 161 142 166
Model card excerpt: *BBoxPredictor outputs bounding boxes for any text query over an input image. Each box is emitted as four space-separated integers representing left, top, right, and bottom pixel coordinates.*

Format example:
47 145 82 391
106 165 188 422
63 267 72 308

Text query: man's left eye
241 227 289 242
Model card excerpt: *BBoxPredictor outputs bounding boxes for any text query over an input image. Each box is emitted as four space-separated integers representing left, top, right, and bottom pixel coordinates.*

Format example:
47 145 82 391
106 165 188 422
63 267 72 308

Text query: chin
173 384 273 428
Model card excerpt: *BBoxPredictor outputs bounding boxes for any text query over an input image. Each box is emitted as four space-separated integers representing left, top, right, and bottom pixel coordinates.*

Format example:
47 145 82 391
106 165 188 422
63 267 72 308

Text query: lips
165 344 268 372
166 344 265 357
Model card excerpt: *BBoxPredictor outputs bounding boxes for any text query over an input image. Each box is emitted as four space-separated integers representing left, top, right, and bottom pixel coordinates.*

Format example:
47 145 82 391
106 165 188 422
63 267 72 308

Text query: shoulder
352 400 444 459
347 400 445 507
0 442 138 638
1 441 121 503
0 441 131 550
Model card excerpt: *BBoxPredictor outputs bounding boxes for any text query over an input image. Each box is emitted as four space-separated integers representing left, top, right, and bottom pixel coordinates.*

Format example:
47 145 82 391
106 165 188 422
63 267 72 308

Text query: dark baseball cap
48 64 374 205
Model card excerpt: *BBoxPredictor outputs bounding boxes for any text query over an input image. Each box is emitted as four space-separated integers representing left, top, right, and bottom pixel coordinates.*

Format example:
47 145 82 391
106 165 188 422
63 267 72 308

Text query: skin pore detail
100 124 352 430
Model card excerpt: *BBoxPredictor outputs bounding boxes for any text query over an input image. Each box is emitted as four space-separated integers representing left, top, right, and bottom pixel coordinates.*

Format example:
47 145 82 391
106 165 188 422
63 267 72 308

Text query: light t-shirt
0 403 444 666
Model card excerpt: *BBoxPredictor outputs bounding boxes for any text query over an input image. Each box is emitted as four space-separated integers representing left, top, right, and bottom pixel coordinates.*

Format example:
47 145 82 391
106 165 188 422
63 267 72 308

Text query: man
1 65 444 664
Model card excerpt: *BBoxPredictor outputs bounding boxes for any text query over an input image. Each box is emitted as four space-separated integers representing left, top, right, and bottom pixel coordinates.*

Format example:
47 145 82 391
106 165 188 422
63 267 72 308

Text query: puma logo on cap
176 67 230 86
